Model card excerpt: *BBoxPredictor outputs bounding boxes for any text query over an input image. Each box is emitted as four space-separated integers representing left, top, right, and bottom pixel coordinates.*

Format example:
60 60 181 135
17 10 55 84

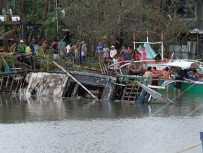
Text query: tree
59 0 195 56
0 0 197 56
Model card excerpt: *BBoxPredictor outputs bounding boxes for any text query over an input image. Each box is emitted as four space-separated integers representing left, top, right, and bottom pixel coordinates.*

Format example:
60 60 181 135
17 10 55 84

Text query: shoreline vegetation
0 47 102 73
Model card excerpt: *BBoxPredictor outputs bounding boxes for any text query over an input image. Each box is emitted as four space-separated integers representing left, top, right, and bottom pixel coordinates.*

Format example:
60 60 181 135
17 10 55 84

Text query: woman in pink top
140 46 146 60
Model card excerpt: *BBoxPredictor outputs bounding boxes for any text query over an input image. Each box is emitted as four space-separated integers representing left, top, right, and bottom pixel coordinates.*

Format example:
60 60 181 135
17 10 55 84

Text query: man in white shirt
66 43 71 54
110 46 117 59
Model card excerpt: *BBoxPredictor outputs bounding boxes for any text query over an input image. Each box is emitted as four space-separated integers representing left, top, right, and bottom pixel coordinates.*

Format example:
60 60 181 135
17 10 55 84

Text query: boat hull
158 80 203 94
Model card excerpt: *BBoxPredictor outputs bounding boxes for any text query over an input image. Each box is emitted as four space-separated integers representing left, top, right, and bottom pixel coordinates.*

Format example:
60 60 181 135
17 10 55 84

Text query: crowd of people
6 39 152 68
6 38 89 65
94 41 147 67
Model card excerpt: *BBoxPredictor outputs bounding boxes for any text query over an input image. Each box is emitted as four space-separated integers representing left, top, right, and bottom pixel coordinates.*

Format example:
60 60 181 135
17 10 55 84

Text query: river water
0 94 202 153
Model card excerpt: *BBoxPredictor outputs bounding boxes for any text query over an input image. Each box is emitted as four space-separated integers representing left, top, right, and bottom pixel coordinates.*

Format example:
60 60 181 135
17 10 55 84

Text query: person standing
52 39 59 59
80 41 87 65
173 69 191 97
110 46 117 59
190 69 199 81
132 50 140 60
58 38 66 55
30 39 35 54
41 39 48 53
96 41 104 59
1 55 10 72
159 67 171 98
151 67 159 86
174 69 183 97
66 43 71 54
102 44 110 64
9 42 17 53
119 46 127 57
140 46 146 60
26 43 31 53
18 40 25 53
135 67 153 103
34 41 39 54
124 46 132 61
73 43 80 64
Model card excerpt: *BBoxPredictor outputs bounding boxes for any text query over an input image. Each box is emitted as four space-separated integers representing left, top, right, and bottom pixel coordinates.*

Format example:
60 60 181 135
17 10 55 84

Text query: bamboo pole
53 61 99 100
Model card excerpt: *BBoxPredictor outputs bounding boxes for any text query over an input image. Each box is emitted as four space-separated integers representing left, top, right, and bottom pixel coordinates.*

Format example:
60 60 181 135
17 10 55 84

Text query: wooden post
200 132 203 151
161 32 164 60
71 83 79 97
53 61 99 100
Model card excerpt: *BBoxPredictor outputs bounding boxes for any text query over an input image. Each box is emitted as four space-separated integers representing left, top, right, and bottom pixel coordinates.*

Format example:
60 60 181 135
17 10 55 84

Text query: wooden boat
158 79 203 94
115 59 203 103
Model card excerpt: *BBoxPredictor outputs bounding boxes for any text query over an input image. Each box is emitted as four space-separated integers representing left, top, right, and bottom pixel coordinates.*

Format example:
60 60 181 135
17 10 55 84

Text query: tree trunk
0 0 2 15
44 0 49 19
18 0 22 19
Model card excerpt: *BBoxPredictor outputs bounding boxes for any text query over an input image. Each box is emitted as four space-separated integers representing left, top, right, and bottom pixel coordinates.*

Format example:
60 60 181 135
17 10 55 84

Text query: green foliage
43 11 66 41
58 0 197 54
85 57 100 70
36 47 53 71
43 12 58 41
4 55 14 67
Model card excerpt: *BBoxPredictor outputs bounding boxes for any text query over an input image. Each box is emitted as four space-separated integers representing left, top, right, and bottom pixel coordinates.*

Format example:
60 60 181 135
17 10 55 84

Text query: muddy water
0 94 202 153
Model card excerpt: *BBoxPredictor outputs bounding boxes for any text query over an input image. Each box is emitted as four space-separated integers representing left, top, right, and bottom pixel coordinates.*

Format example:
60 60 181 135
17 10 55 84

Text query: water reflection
0 93 203 123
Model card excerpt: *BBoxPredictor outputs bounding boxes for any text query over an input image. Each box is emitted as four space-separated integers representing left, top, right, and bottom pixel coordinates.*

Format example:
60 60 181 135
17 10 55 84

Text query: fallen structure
0 60 143 103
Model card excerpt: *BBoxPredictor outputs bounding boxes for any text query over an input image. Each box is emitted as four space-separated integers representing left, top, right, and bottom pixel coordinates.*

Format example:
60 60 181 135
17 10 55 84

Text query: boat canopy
162 60 201 69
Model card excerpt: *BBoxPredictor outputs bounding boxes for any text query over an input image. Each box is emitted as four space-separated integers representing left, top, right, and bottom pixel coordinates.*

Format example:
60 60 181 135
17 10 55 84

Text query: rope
151 82 196 116
176 144 201 153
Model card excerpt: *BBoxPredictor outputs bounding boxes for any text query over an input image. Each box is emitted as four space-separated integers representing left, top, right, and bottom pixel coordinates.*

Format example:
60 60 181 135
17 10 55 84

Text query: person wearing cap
18 40 25 53
110 45 117 59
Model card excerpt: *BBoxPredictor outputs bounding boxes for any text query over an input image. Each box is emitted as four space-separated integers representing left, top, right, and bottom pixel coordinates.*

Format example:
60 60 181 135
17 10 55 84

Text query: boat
157 59 203 94
113 58 203 104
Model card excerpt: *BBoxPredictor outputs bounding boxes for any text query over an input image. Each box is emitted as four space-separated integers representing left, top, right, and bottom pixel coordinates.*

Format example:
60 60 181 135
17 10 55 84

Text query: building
165 0 203 59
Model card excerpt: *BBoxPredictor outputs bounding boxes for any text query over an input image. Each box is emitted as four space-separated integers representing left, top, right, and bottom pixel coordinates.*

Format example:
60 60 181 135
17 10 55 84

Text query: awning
189 28 203 34
162 60 200 69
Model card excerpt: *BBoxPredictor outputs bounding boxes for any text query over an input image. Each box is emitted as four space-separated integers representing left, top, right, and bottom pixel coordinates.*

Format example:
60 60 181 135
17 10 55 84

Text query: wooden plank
71 83 79 97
